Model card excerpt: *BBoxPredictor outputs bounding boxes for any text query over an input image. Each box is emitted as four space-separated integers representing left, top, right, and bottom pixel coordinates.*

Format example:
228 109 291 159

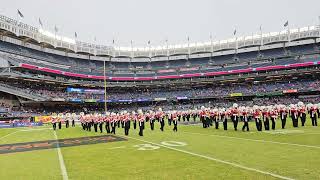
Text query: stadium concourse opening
0 2 320 179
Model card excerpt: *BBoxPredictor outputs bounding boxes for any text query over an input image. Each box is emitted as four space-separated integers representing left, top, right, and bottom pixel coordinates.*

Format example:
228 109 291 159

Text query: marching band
50 102 319 135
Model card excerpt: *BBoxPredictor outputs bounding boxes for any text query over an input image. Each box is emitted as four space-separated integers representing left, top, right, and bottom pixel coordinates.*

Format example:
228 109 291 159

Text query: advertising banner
69 98 83 102
13 122 43 127
154 97 167 101
230 93 243 97
34 116 51 123
84 99 97 103
283 89 298 94
0 123 13 128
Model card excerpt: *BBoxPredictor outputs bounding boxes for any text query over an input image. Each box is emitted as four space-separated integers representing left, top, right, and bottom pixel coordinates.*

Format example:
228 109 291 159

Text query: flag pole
259 25 263 46
318 16 320 39
103 57 107 113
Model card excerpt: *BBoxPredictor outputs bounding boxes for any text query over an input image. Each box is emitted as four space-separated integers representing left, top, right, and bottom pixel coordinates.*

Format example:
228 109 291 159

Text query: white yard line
0 128 51 141
122 135 294 180
0 131 20 141
182 132 320 149
107 146 126 150
19 128 51 132
53 131 69 180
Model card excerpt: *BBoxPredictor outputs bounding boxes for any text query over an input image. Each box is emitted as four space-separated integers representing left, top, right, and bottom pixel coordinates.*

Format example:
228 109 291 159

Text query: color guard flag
17 9 24 18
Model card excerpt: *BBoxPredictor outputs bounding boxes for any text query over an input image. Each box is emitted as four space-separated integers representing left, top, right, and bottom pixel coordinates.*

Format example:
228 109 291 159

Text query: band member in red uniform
51 113 57 130
290 104 299 128
269 106 277 130
58 113 64 129
298 102 307 127
71 112 77 127
172 111 178 132
138 110 145 136
157 108 165 131
98 114 103 133
93 113 99 132
110 113 117 134
131 111 137 129
223 108 229 130
65 112 71 128
262 106 270 131
79 112 85 130
168 111 173 126
104 112 111 133
200 106 207 128
241 107 249 132
308 104 318 126
317 103 320 118
231 103 239 131
253 106 262 131
278 105 287 129
148 110 155 131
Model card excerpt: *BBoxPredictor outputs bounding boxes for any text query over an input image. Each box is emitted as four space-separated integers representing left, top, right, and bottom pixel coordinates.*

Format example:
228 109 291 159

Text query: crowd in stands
1 94 320 118
1 79 320 101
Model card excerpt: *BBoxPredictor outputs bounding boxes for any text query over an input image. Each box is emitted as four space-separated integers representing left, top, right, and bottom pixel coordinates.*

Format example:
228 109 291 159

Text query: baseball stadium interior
0 4 320 179
0 17 319 116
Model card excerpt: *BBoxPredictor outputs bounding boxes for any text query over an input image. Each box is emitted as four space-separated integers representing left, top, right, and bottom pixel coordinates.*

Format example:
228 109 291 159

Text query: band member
168 111 172 126
65 112 71 128
172 111 178 132
51 113 57 130
262 106 270 131
138 110 144 136
253 106 262 131
200 106 206 128
105 112 111 133
278 105 287 129
132 111 137 129
309 104 318 126
269 106 277 130
58 113 64 129
298 102 307 127
213 108 219 129
241 107 249 132
93 113 99 132
71 112 77 127
149 110 155 131
110 113 117 134
290 104 299 128
186 110 191 122
98 114 103 133
231 103 239 131
318 103 320 118
80 112 86 130
223 108 229 130
86 114 92 131
192 109 197 122
124 111 131 136
157 108 165 131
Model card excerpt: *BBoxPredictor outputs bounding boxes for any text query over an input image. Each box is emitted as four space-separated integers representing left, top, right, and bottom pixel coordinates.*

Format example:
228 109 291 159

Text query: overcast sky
1 0 319 47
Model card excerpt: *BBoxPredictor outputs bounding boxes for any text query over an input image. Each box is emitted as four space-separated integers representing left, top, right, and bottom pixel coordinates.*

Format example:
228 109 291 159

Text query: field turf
0 118 319 180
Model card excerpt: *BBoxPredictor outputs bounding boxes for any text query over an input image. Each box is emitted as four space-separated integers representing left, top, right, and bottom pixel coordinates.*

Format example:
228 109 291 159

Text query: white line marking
53 131 69 180
0 128 51 141
19 128 51 132
107 146 126 149
0 131 19 141
182 132 320 149
121 135 294 180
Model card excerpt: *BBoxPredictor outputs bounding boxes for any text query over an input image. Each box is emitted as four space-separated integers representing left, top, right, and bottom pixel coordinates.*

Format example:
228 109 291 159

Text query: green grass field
0 118 319 180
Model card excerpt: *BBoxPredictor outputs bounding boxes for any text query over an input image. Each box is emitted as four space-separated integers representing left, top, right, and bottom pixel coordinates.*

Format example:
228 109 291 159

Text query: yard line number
134 141 187 151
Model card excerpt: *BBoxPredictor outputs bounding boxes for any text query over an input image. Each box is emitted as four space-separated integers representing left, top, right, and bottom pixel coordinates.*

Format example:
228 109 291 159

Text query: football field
0 119 319 180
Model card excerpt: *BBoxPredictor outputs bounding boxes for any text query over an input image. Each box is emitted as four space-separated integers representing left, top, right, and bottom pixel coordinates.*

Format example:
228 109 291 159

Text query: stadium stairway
0 84 48 102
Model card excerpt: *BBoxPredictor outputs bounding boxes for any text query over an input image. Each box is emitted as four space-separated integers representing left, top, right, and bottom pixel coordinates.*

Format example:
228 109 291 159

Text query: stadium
0 1 320 180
